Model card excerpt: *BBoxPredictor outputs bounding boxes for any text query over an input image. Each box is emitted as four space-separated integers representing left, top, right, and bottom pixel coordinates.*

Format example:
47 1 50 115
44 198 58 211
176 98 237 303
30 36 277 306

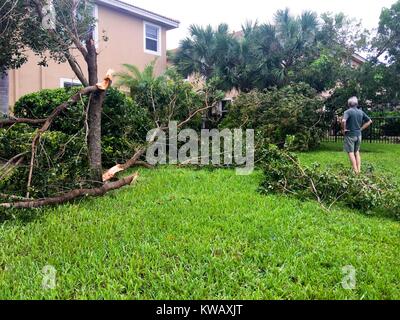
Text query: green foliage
22 0 96 68
0 1 97 72
0 125 89 198
258 144 400 220
326 1 400 113
1 87 151 197
116 64 224 129
221 83 326 151
0 1 27 73
173 10 366 93
14 88 85 134
173 24 239 91
13 87 151 166
376 0 400 65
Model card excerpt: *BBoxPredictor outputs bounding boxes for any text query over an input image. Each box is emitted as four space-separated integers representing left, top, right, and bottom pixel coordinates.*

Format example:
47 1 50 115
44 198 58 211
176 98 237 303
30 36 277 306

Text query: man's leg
348 152 359 173
355 151 361 173
354 136 362 173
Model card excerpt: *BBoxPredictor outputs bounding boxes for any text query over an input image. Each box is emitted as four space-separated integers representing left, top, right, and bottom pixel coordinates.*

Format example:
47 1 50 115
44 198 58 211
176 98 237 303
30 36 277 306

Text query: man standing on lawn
342 97 373 174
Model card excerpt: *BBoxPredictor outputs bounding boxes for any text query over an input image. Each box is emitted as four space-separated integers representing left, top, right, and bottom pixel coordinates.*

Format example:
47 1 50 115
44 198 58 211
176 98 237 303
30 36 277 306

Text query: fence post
334 116 338 143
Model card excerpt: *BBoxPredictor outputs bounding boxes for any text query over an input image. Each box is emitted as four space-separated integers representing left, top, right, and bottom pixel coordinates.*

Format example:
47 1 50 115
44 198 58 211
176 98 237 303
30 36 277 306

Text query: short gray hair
348 96 359 107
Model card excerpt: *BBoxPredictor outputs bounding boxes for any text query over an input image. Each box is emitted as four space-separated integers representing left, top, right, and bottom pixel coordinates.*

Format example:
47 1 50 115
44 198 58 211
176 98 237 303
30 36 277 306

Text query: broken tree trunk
25 70 114 198
1 173 139 209
86 39 106 184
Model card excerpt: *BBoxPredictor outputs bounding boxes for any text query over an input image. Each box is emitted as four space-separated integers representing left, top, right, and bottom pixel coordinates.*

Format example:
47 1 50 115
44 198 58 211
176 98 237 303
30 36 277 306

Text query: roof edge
95 0 180 30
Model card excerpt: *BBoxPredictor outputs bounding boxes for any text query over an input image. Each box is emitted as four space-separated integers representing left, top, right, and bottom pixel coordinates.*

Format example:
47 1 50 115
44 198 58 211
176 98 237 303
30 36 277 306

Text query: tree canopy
173 9 367 93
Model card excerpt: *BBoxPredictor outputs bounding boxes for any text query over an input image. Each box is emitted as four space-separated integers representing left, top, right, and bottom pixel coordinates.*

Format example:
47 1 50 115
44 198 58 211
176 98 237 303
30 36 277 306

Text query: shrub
1 87 151 198
116 66 223 130
258 143 400 220
13 87 152 166
220 83 326 151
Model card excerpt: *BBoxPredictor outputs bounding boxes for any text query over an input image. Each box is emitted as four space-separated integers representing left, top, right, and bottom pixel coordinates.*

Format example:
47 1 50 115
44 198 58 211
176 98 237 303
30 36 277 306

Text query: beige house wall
8 3 169 108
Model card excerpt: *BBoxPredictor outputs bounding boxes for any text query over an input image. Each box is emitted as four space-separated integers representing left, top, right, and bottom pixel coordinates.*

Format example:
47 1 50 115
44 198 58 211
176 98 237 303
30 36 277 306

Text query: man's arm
361 119 373 131
341 119 347 133
342 112 349 134
361 112 373 131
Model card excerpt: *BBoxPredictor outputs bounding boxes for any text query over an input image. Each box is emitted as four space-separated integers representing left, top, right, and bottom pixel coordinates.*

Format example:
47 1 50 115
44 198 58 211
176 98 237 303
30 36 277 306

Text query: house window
144 22 161 55
60 78 82 88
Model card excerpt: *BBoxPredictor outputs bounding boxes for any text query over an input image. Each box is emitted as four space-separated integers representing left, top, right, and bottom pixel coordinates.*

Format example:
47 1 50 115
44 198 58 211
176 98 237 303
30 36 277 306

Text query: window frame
144 21 162 56
60 78 82 88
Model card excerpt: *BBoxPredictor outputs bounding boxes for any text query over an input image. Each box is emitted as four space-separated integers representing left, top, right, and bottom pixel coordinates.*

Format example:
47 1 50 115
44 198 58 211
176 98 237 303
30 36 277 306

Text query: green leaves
220 83 325 151
259 144 400 220
1 87 151 198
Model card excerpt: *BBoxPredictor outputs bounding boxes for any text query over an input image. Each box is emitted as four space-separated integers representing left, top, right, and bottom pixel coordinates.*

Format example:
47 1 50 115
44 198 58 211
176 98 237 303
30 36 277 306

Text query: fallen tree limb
1 172 139 209
0 118 46 127
102 93 218 182
134 161 154 169
103 148 146 182
0 152 27 172
0 193 31 201
0 156 25 182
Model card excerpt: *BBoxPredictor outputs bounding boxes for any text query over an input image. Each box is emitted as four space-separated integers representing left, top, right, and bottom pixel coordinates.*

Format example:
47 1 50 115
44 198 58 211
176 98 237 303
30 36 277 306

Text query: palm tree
115 60 161 98
173 24 239 90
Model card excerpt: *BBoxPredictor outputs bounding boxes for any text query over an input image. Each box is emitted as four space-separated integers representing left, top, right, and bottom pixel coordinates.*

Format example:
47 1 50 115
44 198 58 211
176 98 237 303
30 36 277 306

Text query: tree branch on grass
1 173 139 209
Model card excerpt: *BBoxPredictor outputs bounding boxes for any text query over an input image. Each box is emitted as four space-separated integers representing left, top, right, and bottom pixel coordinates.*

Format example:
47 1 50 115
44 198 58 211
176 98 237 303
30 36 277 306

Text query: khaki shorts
344 135 362 153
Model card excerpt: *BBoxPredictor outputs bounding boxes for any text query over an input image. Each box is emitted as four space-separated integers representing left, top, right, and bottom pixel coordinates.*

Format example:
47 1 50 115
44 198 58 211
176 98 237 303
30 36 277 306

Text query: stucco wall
8 3 169 108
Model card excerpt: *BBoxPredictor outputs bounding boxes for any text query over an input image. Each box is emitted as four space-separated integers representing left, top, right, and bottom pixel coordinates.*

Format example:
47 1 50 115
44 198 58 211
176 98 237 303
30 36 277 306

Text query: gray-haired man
342 97 373 174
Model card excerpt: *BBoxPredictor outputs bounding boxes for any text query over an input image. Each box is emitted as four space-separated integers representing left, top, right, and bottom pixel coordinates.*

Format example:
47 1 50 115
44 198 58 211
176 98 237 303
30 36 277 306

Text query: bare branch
1 173 139 209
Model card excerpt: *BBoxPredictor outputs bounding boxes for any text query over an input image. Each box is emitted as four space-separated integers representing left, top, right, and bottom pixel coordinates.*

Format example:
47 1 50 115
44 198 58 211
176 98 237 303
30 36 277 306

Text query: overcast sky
125 0 396 50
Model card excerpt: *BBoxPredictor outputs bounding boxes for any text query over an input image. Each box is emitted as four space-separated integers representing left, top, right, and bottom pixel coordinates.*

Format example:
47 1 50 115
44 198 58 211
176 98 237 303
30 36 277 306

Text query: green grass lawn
0 143 399 300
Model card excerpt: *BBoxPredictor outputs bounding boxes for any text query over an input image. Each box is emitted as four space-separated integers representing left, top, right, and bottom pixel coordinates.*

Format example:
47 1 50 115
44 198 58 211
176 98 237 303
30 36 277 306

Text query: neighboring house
349 52 367 68
1 0 179 114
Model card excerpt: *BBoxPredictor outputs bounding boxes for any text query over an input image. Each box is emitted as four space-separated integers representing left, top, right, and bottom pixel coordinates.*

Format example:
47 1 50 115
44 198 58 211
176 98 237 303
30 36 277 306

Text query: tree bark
0 118 46 127
87 90 105 183
1 173 139 209
86 38 104 183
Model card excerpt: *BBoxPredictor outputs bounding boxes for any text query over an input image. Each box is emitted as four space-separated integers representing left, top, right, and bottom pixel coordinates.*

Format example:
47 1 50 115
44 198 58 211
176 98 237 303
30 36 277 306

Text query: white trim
60 78 82 88
95 0 179 30
144 21 162 56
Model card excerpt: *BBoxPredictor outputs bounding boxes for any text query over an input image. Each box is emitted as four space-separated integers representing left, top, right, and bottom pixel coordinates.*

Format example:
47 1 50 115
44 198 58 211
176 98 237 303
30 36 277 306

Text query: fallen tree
0 172 139 209
102 98 219 181
25 70 113 197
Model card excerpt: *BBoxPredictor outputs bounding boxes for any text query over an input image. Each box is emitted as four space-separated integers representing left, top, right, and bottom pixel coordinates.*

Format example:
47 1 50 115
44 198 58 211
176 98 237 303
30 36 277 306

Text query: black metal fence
323 117 400 144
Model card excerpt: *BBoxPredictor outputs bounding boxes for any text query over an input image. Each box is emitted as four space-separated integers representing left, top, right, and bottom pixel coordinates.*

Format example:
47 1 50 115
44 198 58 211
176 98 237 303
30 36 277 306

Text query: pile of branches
258 144 400 219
